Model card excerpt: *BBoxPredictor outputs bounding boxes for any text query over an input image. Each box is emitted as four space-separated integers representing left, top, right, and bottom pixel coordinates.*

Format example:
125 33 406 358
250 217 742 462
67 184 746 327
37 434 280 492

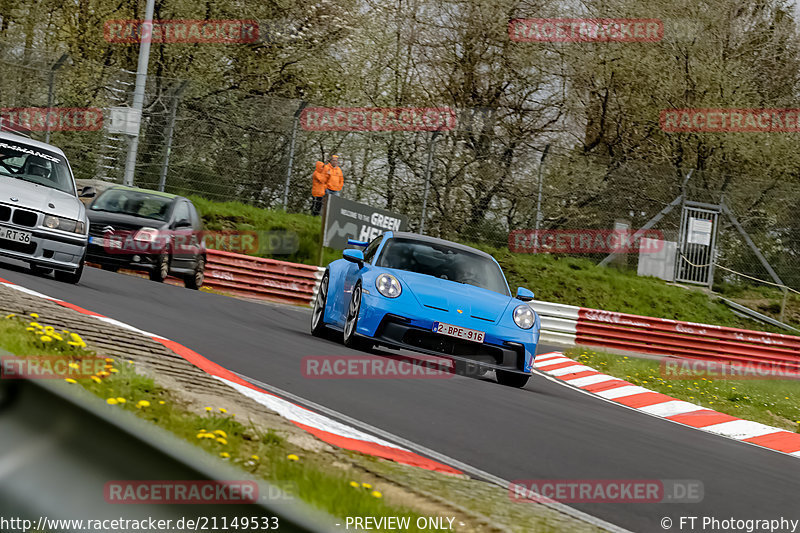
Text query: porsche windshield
0 140 74 195
376 237 509 295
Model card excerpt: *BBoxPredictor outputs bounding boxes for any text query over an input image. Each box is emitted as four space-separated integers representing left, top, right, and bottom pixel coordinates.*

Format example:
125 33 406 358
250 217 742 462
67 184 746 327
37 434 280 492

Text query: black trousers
311 196 322 216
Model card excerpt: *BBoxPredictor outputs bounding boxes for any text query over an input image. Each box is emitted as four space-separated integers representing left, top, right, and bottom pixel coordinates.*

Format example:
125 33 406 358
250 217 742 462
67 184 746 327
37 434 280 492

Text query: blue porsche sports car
311 231 540 387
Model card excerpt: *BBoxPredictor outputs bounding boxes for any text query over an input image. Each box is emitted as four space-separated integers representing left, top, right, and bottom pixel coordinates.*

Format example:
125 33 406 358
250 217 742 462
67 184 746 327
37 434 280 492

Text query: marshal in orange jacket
324 162 344 192
312 161 328 197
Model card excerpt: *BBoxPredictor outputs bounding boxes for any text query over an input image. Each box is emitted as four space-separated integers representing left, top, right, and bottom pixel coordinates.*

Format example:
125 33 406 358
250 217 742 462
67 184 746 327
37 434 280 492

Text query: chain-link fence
2 39 799 306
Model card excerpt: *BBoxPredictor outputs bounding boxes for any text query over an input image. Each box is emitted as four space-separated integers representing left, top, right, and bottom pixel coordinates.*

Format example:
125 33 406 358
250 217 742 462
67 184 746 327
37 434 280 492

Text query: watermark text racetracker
1 355 106 380
661 359 800 381
0 516 280 532
104 20 259 44
510 479 703 504
94 230 299 256
663 516 800 532
509 229 665 254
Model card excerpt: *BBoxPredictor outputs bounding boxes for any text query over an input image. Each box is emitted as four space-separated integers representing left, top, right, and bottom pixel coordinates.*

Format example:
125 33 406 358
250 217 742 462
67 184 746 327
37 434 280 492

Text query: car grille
0 238 36 255
11 209 37 227
0 205 10 222
88 222 141 238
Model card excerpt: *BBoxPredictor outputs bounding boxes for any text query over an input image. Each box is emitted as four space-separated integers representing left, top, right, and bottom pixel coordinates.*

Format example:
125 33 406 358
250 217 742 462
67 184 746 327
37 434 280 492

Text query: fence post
284 101 307 210
419 130 440 234
533 144 550 252
158 81 188 192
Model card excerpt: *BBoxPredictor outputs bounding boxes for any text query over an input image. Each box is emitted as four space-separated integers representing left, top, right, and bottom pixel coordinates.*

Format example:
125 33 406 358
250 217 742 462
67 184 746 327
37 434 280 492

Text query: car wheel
149 253 170 282
184 256 205 290
311 272 329 337
496 370 530 388
54 261 84 285
343 282 371 349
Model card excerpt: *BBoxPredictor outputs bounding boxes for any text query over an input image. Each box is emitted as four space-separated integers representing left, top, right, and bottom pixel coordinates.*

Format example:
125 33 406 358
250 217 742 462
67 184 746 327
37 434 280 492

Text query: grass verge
0 313 429 528
565 347 800 433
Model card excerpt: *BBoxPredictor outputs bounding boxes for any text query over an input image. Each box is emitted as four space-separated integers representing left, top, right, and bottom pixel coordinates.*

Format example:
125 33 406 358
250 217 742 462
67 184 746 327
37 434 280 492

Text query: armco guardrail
0 373 335 532
529 300 800 369
204 249 324 305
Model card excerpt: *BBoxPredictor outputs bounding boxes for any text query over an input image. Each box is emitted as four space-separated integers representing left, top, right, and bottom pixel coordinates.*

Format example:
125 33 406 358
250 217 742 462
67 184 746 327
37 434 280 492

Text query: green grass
0 313 427 527
566 347 800 432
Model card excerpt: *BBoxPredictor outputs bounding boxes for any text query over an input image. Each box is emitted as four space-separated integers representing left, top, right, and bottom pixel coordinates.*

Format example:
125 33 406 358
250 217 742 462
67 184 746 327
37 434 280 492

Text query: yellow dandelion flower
371 491 382 498
29 313 39 319
216 438 228 445
250 455 260 461
106 398 118 405
90 376 102 384
158 400 165 405
214 430 227 438
287 454 299 461
40 335 52 342
361 483 372 489
109 368 119 373
136 400 150 409
205 407 212 412
104 358 114 363
26 327 35 332
97 371 109 377
29 321 42 329
68 363 80 370
196 433 206 439
220 452 230 458
4 313 16 319
116 397 126 404
349 481 360 488
64 378 77 384
219 408 227 414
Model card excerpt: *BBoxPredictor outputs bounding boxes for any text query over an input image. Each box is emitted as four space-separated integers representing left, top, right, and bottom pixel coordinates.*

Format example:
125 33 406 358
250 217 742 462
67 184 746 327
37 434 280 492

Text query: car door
169 200 194 271
337 236 382 326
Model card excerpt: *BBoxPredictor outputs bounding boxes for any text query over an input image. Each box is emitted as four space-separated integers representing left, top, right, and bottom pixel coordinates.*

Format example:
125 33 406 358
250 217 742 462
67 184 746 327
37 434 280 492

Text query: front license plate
89 236 122 249
0 226 32 244
432 321 485 343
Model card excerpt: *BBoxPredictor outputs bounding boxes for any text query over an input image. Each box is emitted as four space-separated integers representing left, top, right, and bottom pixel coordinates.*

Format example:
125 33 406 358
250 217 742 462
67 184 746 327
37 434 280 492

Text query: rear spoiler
347 238 369 247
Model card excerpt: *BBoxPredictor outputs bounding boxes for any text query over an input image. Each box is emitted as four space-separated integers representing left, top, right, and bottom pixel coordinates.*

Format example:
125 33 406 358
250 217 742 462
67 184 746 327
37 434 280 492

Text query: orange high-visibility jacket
324 163 344 191
312 161 328 197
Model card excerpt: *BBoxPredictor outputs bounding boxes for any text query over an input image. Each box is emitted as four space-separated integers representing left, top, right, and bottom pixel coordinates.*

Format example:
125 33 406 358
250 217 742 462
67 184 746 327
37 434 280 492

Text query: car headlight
134 228 160 242
375 273 402 298
513 305 535 329
44 215 81 233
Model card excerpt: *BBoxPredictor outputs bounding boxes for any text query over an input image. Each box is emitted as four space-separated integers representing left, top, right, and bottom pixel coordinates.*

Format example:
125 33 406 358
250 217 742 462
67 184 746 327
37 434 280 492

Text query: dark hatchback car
86 186 206 289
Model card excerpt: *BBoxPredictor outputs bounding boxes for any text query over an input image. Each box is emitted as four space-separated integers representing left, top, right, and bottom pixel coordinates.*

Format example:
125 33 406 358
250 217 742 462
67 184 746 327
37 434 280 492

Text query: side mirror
79 186 96 198
516 287 534 302
343 249 364 266
174 219 192 229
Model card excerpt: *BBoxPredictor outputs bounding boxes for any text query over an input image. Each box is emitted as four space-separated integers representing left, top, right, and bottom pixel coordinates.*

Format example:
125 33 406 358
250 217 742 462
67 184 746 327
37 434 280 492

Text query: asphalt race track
2 259 800 532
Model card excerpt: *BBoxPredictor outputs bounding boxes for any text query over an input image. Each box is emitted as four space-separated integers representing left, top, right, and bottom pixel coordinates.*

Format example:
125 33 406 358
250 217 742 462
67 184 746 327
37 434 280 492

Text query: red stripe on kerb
536 361 579 371
54 300 105 317
152 337 268 392
743 432 800 453
293 422 462 475
614 392 674 408
667 410 740 428
560 370 601 380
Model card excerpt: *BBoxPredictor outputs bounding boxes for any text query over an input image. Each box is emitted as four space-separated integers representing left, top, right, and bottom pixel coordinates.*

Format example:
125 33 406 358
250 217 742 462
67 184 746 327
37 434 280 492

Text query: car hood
1 177 82 219
87 210 168 231
390 269 512 322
